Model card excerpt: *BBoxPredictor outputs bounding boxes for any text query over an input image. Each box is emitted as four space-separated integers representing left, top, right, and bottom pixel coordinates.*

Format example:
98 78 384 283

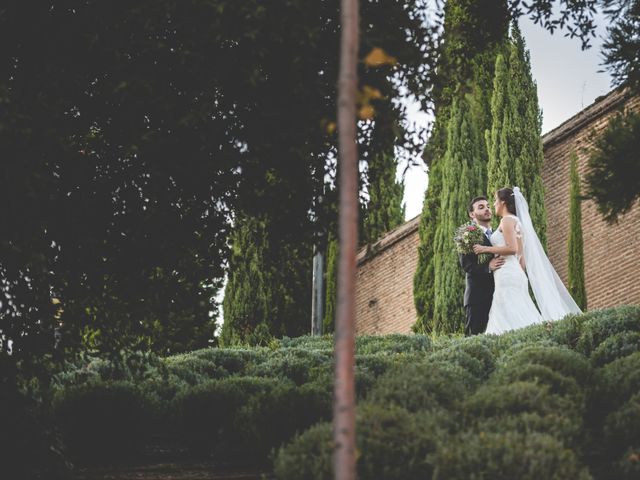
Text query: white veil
513 187 583 321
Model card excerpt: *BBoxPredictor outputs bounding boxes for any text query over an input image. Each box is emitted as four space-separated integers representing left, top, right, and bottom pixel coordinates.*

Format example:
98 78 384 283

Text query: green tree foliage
432 97 485 333
567 153 588 311
0 0 440 355
601 0 640 92
486 23 547 246
414 0 509 333
323 233 339 334
363 105 406 243
585 109 640 223
220 215 272 346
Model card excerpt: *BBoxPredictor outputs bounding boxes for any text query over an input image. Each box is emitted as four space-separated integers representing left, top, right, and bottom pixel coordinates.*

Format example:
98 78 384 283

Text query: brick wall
354 88 640 335
542 89 640 309
355 216 420 334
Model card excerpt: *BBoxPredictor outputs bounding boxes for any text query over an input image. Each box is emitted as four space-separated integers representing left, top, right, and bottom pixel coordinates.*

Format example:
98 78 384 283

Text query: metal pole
334 0 358 478
311 247 325 336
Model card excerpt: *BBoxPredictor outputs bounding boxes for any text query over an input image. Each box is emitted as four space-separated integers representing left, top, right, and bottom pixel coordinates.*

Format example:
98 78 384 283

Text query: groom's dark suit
459 230 494 335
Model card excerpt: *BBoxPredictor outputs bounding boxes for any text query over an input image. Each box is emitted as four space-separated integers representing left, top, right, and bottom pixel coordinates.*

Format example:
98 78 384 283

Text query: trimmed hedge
44 306 640 478
53 381 152 464
432 430 592 480
274 403 451 480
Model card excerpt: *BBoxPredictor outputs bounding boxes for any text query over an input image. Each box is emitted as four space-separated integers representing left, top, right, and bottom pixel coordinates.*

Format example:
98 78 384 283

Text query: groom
460 196 505 335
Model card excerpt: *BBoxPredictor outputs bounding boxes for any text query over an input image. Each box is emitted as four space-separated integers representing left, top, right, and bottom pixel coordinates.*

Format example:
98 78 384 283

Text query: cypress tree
486 23 547 245
568 152 587 310
364 150 405 243
220 215 272 346
432 96 484 333
413 0 509 333
486 52 511 198
323 232 338 333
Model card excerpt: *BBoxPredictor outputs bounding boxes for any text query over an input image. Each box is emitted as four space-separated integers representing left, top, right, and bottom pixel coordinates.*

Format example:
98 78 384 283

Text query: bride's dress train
485 188 582 335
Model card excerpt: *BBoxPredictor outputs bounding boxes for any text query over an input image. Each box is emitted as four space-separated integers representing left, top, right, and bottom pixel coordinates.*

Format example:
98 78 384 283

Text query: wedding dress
486 187 582 334
485 215 543 334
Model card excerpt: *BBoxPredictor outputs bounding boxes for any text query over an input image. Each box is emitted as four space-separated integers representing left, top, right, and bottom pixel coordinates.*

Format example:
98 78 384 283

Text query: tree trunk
333 0 359 478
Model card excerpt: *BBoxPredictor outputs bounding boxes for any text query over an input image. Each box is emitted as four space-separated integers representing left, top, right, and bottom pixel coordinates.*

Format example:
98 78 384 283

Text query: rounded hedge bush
593 352 640 411
473 412 582 448
273 422 333 480
190 347 269 375
274 403 451 480
603 393 640 454
53 380 151 464
245 348 331 385
464 381 580 425
490 363 584 404
496 344 592 385
368 360 478 413
575 306 640 356
432 430 591 479
590 331 640 367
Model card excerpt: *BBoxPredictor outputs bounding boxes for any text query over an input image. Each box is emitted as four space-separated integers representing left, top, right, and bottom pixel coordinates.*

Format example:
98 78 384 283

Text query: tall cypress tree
486 23 547 245
323 232 338 333
486 52 511 198
364 150 405 243
220 215 272 346
414 0 509 333
568 152 587 310
431 96 485 333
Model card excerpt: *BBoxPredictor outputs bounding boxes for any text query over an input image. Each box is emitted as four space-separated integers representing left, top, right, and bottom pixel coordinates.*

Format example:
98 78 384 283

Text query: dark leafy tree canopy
0 0 606 361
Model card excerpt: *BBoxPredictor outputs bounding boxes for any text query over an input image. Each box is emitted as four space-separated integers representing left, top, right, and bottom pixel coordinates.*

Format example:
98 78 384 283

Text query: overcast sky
400 11 614 220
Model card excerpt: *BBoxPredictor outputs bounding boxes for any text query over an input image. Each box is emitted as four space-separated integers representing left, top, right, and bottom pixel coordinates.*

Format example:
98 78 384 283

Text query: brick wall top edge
356 214 421 267
542 87 631 149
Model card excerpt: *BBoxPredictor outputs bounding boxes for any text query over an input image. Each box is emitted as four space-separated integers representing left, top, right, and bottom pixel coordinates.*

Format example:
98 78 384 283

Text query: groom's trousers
465 303 491 335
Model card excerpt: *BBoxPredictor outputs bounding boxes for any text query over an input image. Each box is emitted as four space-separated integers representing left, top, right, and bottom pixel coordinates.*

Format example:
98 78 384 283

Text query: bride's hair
497 188 517 215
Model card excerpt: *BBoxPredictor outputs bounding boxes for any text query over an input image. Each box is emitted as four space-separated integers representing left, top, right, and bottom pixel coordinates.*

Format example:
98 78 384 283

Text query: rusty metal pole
334 0 359 479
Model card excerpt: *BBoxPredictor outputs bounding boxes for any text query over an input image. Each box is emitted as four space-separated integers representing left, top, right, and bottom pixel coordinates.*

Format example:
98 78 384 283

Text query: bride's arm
473 217 518 256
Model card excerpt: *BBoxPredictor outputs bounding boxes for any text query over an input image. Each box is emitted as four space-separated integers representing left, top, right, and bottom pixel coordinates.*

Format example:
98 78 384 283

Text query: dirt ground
72 462 273 480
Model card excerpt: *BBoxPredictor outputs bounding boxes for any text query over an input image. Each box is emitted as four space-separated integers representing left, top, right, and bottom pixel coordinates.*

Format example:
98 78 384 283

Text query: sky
400 10 615 221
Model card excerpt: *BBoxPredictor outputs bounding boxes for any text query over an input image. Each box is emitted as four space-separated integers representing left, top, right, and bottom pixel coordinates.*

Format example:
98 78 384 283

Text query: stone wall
354 88 640 335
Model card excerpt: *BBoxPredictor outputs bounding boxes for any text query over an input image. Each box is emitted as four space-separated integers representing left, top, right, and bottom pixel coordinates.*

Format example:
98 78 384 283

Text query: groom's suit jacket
459 231 495 307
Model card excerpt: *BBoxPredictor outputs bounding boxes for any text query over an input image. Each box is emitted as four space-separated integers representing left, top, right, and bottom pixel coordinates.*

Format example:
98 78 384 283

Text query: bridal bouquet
454 223 492 264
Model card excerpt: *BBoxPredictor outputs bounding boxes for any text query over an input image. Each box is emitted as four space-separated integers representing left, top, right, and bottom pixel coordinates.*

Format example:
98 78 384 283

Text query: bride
473 187 582 334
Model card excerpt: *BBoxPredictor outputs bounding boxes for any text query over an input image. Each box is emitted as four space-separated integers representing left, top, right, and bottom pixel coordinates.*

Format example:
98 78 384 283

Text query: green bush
547 313 587 349
614 447 640 480
275 403 451 480
491 363 584 404
245 348 332 384
175 376 281 456
432 430 591 480
354 334 432 354
428 340 494 381
593 352 640 411
590 331 640 367
53 381 152 464
52 349 167 389
464 381 580 424
603 393 640 454
575 306 640 356
175 375 331 463
190 347 269 374
472 412 582 448
276 335 334 351
164 355 229 384
368 360 477 413
273 422 333 480
496 344 592 385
